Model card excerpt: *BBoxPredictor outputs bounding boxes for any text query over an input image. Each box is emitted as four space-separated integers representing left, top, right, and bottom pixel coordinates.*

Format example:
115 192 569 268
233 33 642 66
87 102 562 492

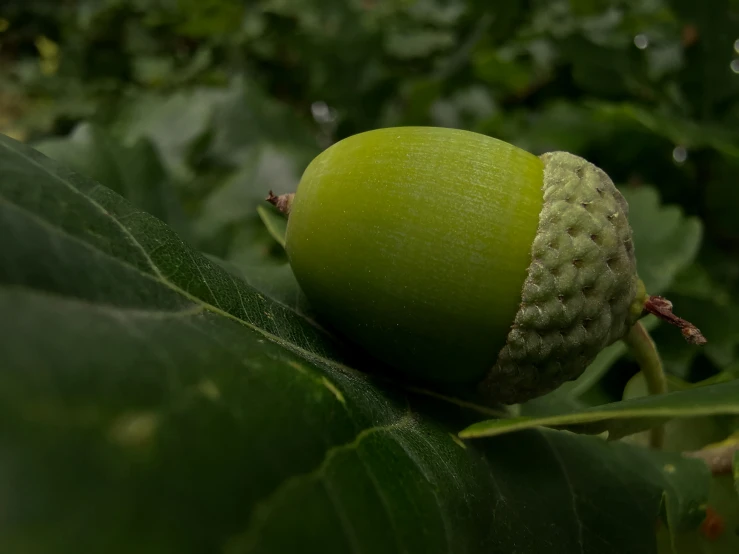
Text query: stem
643 295 706 345
266 191 295 216
623 320 667 449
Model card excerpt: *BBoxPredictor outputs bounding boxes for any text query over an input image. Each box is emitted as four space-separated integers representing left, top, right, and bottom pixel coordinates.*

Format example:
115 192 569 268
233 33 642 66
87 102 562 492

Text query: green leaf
195 145 302 241
257 204 287 249
192 147 307 311
621 372 735 451
657 475 739 553
34 122 191 240
590 103 739 158
174 0 245 37
626 376 739 553
111 87 229 181
461 380 739 441
620 186 703 295
204 78 319 169
384 29 456 59
0 131 714 552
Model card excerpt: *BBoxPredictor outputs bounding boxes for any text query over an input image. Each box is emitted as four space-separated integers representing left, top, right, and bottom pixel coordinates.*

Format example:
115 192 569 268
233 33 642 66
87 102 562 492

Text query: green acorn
269 127 704 404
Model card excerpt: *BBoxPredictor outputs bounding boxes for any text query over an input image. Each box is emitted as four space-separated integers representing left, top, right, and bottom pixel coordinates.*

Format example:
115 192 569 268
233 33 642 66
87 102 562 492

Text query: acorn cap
480 151 644 404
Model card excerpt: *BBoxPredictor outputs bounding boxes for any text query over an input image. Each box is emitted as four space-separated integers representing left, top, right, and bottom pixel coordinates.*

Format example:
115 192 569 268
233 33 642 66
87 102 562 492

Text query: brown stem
266 191 295 216
643 296 707 345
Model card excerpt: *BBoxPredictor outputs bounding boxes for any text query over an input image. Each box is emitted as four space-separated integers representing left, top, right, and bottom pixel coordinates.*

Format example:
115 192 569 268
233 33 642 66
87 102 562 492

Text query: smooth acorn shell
285 127 544 384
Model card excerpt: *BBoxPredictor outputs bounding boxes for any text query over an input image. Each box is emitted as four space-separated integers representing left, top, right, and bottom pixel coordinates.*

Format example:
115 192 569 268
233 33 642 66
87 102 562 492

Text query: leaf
624 377 739 553
590 103 739 158
705 156 739 241
34 122 191 240
111 87 230 181
460 380 739 441
0 131 714 552
195 145 303 241
621 372 735 452
619 186 703 296
657 475 739 553
668 0 739 117
205 77 319 169
192 147 308 312
173 0 245 37
257 204 287 249
384 29 456 59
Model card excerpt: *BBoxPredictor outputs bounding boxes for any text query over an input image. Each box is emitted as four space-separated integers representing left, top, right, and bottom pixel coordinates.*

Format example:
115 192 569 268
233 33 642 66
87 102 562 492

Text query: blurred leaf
111 87 229 181
591 103 739 157
657 475 739 553
174 0 244 37
620 186 703 295
668 0 739 116
257 204 287 248
384 29 455 59
194 144 303 244
650 293 739 379
205 78 319 168
564 37 636 97
670 263 733 305
705 157 739 241
33 122 190 239
472 48 535 94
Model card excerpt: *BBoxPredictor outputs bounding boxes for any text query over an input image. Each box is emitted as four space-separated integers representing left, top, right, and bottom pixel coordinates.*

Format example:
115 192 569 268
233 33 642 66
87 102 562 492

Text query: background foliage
1 0 739 552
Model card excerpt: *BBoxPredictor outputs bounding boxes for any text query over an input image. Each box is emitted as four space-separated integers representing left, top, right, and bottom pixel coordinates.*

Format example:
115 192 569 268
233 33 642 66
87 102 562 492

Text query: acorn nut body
283 127 643 404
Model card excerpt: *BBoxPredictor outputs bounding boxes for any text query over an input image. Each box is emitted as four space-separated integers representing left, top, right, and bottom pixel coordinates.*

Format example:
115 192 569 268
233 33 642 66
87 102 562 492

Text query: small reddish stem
266 191 295 216
643 296 707 345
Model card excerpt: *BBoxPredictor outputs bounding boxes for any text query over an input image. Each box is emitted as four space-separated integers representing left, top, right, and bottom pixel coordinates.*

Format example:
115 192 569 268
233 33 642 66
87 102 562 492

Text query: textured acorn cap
480 151 643 404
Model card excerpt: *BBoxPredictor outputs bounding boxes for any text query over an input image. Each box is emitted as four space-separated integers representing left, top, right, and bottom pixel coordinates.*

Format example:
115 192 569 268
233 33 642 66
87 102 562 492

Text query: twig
643 296 707 345
266 191 294 216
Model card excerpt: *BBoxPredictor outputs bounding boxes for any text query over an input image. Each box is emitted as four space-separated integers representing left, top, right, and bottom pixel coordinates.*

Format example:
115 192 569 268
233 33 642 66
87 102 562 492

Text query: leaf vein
234 413 414 553
542 433 585 554
1 141 165 280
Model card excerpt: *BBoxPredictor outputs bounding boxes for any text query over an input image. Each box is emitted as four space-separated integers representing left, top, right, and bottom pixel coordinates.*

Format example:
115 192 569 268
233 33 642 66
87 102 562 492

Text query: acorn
268 127 704 404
